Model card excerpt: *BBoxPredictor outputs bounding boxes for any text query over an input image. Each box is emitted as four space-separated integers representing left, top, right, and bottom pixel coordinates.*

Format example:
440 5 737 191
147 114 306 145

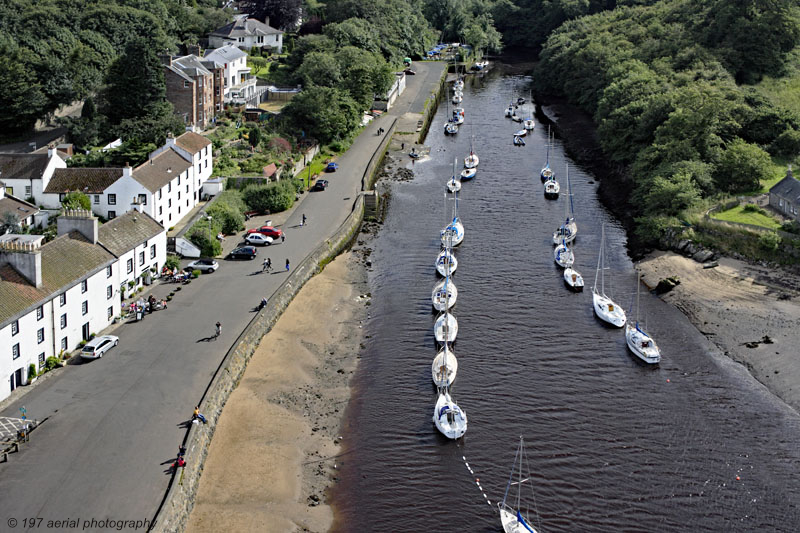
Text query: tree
243 182 296 213
296 51 342 88
283 87 361 143
248 126 262 148
61 192 92 211
237 0 303 31
0 54 48 137
101 38 168 126
1 212 22 235
713 138 773 193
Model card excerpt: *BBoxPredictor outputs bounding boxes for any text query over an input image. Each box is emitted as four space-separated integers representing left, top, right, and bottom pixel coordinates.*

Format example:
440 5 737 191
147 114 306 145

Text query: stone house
209 15 284 53
769 168 800 220
164 55 220 130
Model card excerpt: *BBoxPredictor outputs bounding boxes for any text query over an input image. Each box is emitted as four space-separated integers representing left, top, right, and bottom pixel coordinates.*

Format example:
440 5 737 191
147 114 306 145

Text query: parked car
246 226 283 239
325 162 339 172
80 335 119 360
245 233 274 246
185 259 219 273
228 246 258 260
312 179 329 192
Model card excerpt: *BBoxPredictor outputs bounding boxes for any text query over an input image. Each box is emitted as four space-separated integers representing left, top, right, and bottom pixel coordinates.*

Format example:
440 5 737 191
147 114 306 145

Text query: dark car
245 226 283 239
312 179 329 192
404 68 416 75
228 246 258 260
325 162 338 172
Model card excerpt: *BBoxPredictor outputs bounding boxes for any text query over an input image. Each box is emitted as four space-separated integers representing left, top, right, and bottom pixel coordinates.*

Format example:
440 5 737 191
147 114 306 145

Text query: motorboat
564 267 584 291
504 104 514 117
513 136 525 146
436 248 458 277
434 312 458 343
460 167 476 180
592 225 627 327
499 437 541 533
554 240 574 268
544 178 560 199
432 343 458 387
433 390 467 439
626 273 661 363
524 118 535 130
432 278 457 311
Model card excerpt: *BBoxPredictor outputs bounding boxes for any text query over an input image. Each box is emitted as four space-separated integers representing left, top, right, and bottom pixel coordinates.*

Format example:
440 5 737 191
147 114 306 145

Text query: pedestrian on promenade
302 214 307 226
215 321 221 339
286 258 290 271
178 445 186 458
193 406 207 424
401 142 405 150
281 233 285 243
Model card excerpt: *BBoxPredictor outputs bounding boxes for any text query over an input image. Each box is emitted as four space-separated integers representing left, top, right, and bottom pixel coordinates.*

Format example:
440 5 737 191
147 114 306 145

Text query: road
0 62 444 531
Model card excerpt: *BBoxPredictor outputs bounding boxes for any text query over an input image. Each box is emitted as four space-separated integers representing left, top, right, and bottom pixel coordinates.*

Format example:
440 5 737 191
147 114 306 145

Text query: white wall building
203 44 256 104
0 148 66 202
208 15 284 53
0 210 165 401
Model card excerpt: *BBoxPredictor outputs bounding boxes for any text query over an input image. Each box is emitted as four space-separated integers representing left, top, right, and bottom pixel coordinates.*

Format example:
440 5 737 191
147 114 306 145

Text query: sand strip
186 252 368 533
638 251 800 413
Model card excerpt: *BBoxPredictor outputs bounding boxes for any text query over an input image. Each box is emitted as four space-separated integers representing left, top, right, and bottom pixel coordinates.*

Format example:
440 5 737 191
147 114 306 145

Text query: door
82 322 90 341
12 368 23 392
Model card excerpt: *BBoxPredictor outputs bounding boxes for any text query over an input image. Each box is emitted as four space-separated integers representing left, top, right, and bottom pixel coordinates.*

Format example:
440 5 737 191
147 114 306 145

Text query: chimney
47 143 56 158
123 162 132 179
165 132 176 148
264 16 270 27
57 208 98 244
160 53 173 67
0 236 44 288
186 43 201 57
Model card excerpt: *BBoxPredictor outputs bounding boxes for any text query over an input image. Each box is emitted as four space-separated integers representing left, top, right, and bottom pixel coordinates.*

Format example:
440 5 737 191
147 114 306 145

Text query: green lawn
712 205 782 230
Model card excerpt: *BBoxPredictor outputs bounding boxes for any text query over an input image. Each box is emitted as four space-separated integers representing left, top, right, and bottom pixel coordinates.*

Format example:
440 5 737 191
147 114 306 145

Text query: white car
245 233 274 246
186 259 219 273
80 335 119 360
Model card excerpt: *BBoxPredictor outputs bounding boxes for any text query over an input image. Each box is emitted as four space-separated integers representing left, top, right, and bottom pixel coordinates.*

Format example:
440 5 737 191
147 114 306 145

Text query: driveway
0 61 445 531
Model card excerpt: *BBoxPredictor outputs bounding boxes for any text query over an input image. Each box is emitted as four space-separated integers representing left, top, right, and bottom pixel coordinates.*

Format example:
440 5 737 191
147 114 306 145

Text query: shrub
45 357 60 371
79 340 87 347
243 180 297 214
165 254 181 271
742 204 767 215
188 227 222 257
207 203 245 234
28 363 37 379
758 231 781 251
61 191 91 211
128 280 136 288
192 269 202 278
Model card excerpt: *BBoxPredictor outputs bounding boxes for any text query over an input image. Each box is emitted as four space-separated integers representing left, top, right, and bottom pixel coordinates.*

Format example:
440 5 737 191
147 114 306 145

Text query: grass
755 47 800 119
712 204 782 230
258 101 289 113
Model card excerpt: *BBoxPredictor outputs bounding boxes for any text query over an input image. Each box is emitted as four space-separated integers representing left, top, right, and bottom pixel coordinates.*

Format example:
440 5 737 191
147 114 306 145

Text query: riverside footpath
0 61 446 532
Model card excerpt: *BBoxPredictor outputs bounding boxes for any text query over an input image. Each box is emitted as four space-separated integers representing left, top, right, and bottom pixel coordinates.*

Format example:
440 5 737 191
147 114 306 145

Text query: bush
28 363 37 379
45 357 60 371
188 227 222 257
742 204 767 215
165 254 181 271
61 191 91 211
207 203 245 234
243 180 296 213
758 231 781 251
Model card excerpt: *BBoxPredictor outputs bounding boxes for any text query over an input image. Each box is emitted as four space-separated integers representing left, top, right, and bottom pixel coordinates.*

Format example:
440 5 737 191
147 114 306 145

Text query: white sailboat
435 247 458 277
440 192 464 247
592 225 626 327
434 311 458 343
552 165 577 244
563 267 584 291
432 343 458 387
514 129 527 137
540 127 554 182
460 167 476 180
626 273 661 364
464 133 479 168
444 98 459 135
447 158 461 193
524 91 535 130
432 277 457 311
499 437 541 533
505 102 514 117
544 178 560 199
432 388 467 439
452 93 463 104
554 239 574 268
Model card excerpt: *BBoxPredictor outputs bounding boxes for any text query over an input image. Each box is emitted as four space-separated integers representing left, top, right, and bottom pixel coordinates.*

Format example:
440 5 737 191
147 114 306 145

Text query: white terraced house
203 44 256 104
0 209 165 401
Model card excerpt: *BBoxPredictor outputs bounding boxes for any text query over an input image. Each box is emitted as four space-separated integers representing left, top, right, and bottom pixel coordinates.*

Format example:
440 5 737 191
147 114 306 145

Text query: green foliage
714 139 772 193
758 231 781 251
101 38 167 125
771 128 800 157
0 53 48 136
283 86 361 144
61 192 91 211
243 181 297 213
44 357 61 371
207 203 245 234
192 269 202 278
165 254 181 271
248 126 262 148
188 226 222 258
28 363 37 379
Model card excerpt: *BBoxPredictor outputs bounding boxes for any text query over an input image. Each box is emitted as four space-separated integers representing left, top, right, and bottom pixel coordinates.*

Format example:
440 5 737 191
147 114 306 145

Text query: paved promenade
0 62 445 531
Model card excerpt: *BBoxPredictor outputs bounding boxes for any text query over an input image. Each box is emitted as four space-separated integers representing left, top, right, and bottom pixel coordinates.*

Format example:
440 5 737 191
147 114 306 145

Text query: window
38 352 45 369
126 258 133 273
205 160 208 169
139 251 145 266
199 78 203 87
60 314 66 329
184 80 190 88
138 194 147 205
11 320 18 336
168 199 172 208
94 195 100 204
108 194 116 205
25 185 32 197
186 199 189 207
107 285 113 299
61 337 67 351
107 265 112 278
150 244 156 259
81 280 87 293
59 193 65 202
37 306 43 320
60 293 66 306
178 206 181 214
37 327 44 344
6 187 13 195
81 301 88 315
159 206 162 215
169 214 172 221
12 343 20 360
108 211 116 219
178 191 181 200
186 184 189 193
158 189 162 200
178 175 181 185
107 306 113 320
168 183 172 193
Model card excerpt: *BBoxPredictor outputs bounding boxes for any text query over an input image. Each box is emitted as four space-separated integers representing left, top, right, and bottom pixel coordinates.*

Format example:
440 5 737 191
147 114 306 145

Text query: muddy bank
185 251 369 533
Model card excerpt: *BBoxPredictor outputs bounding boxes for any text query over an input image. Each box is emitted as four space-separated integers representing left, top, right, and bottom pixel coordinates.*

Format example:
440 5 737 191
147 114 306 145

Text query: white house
0 147 66 202
209 15 284 53
0 209 165 401
203 44 257 104
42 132 213 228
0 187 39 232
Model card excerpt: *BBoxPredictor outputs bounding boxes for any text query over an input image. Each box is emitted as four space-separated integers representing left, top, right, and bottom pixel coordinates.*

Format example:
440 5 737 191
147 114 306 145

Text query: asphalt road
0 61 445 531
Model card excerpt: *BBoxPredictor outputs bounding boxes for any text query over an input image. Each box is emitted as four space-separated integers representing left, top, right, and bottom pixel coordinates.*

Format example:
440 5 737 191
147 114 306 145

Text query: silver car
80 335 119 360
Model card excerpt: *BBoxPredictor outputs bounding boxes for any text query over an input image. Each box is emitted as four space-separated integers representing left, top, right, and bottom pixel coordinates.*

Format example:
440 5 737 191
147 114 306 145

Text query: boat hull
540 167 554 182
440 219 464 247
433 392 467 439
460 168 476 180
592 290 627 327
554 244 574 268
544 180 560 199
434 313 458 343
626 323 661 363
432 280 457 311
436 249 458 277
432 347 458 387
563 268 584 291
552 221 577 245
500 507 539 533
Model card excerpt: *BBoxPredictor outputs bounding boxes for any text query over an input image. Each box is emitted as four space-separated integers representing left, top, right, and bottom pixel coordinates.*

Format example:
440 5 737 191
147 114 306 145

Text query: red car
246 226 283 239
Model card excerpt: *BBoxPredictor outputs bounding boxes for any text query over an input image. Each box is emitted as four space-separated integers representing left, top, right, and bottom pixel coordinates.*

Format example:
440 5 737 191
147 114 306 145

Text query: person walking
281 233 285 243
301 214 307 226
215 321 221 339
285 258 290 272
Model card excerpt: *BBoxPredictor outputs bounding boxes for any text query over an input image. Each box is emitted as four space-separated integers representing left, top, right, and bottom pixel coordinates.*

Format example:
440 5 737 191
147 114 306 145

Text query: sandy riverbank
638 251 800 413
185 251 369 533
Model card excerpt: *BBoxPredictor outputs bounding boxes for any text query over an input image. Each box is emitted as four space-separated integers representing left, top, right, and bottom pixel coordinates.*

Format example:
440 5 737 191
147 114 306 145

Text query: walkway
0 62 445 528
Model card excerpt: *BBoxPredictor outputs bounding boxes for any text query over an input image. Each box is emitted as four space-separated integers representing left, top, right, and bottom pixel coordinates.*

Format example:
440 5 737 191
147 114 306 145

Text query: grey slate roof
0 194 39 222
166 64 194 83
204 44 248 63
770 170 800 203
45 168 124 193
175 132 211 154
0 153 50 181
98 210 164 257
132 148 192 193
172 55 212 78
210 17 283 38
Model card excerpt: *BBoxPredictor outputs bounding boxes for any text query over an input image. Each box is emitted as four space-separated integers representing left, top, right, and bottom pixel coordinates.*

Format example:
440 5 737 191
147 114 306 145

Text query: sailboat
554 238 574 268
435 247 458 277
444 97 459 135
441 190 464 247
432 277 457 311
592 225 626 327
460 167 476 180
563 267 584 291
523 91 535 130
432 342 458 387
447 158 461 193
544 178 560 199
552 165 577 244
626 272 661 363
505 102 514 117
499 437 541 533
434 311 458 343
513 136 525 146
540 127 555 182
432 388 467 439
464 132 479 168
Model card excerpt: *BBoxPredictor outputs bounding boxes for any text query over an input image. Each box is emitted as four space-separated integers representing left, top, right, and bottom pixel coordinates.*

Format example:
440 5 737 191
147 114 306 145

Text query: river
330 62 800 532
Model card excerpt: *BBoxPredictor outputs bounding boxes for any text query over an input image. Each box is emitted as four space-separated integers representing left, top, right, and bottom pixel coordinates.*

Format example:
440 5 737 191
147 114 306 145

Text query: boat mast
594 225 603 292
502 437 522 508
546 126 550 167
601 225 606 296
517 437 523 511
